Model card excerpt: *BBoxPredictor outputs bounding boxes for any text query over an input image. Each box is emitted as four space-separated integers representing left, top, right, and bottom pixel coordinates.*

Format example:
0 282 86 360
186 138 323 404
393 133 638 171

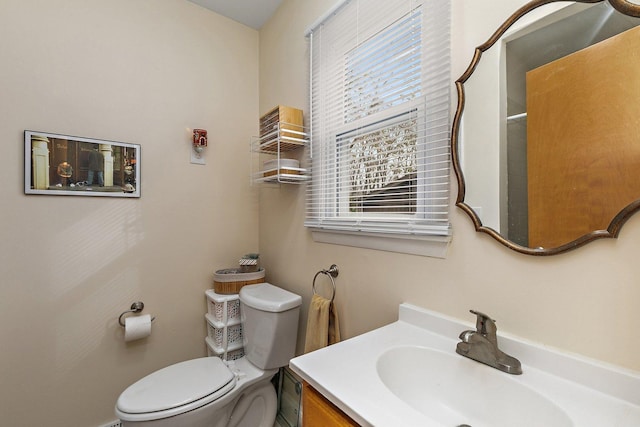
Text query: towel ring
118 301 156 327
312 264 338 303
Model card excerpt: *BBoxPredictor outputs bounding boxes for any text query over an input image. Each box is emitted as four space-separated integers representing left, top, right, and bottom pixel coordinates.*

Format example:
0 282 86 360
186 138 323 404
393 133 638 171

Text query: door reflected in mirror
453 0 640 255
25 131 140 198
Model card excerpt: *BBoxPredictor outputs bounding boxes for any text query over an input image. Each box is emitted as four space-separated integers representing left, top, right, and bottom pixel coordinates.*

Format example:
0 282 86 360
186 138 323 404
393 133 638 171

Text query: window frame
305 0 452 258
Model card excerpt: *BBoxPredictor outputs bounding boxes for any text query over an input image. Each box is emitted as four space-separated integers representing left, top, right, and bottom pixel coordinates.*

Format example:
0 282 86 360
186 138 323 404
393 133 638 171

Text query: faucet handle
470 309 496 335
470 309 494 322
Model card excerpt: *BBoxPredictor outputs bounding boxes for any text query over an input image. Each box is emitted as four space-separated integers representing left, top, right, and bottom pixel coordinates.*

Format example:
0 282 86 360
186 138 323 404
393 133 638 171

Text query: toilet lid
117 357 236 415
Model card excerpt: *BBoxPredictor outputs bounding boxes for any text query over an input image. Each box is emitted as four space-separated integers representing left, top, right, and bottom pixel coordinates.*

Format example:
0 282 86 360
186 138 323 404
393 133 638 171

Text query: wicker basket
213 268 265 294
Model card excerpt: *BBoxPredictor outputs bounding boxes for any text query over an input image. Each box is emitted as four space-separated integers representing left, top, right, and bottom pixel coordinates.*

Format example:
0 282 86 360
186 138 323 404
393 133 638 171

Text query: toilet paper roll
124 314 152 342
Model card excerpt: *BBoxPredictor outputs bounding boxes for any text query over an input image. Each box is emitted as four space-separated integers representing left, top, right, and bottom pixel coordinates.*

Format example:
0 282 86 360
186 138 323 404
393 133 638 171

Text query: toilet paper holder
118 301 156 327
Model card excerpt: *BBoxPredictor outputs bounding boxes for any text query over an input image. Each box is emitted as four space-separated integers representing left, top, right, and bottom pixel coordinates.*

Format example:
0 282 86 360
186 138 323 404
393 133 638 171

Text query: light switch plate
191 150 206 165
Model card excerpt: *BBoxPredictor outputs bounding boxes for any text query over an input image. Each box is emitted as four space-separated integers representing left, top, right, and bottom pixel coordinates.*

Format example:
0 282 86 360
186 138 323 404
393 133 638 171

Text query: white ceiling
187 0 284 29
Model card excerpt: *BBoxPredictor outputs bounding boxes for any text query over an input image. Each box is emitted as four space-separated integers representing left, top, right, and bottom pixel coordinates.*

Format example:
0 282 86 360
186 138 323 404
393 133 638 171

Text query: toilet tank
239 283 302 370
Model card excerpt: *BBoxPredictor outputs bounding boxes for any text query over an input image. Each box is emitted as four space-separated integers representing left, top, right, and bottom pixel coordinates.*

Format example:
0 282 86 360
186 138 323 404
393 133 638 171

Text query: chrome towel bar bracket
312 264 338 303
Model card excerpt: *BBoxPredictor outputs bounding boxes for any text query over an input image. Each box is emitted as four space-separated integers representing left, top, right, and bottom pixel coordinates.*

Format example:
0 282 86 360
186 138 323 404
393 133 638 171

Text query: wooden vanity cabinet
302 382 360 426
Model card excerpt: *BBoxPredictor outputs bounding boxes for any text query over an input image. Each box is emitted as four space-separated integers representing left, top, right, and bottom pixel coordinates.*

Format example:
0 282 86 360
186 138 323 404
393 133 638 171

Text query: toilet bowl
115 283 302 427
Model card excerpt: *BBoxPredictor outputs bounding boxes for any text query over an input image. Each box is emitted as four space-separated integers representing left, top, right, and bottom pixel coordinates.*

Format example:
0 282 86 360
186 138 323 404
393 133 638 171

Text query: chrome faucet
456 310 522 375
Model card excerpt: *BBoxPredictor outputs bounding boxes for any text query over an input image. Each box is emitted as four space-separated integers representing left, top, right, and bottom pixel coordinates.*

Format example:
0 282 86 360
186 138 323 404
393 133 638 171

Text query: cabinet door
302 382 360 427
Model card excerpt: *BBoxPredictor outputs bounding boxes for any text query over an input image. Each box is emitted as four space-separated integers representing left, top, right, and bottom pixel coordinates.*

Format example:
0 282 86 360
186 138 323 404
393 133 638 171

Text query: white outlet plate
191 149 206 165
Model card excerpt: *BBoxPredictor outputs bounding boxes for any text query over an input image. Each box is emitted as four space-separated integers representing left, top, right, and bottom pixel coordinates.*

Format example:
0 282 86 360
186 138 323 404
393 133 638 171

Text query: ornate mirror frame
451 0 640 256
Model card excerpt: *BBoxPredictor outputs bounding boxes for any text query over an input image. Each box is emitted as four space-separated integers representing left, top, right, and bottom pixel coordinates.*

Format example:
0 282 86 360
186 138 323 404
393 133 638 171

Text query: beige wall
0 0 258 426
259 0 640 374
2 0 639 425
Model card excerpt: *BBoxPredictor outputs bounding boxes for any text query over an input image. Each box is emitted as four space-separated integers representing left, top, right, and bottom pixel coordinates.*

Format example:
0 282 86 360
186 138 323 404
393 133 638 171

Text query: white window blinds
305 0 452 238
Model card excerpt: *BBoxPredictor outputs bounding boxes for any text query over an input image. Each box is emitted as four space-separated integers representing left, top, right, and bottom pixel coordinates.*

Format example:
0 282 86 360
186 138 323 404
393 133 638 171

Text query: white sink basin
377 346 572 427
290 304 640 426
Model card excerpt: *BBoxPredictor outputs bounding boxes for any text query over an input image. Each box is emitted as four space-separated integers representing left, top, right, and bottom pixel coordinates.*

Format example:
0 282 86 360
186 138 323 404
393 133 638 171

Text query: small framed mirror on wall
452 0 640 255
25 130 140 198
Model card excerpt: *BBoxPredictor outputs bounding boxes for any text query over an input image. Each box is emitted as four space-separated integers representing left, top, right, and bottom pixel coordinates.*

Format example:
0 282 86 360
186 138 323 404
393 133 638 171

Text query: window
305 0 451 256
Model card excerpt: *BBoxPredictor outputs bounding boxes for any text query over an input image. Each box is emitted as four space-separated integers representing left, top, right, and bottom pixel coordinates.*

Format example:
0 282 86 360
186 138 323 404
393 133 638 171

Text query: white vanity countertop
289 303 640 427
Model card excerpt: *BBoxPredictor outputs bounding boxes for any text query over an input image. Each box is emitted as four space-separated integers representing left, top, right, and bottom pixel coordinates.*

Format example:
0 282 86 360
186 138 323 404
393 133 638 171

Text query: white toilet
115 283 302 427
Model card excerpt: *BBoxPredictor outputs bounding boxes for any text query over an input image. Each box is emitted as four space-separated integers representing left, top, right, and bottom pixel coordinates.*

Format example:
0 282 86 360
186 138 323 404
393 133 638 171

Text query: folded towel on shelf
304 294 341 353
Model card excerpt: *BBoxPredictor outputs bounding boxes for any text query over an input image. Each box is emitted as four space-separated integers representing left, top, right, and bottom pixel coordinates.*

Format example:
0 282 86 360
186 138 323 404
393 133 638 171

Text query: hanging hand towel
304 294 341 353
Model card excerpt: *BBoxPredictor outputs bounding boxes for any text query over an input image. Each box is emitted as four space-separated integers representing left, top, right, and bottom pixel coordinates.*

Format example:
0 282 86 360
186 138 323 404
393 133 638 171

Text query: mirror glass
452 0 640 255
25 131 140 198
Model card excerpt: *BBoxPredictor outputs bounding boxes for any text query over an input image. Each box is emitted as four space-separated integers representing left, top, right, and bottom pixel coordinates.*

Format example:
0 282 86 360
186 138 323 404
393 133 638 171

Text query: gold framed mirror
452 0 640 255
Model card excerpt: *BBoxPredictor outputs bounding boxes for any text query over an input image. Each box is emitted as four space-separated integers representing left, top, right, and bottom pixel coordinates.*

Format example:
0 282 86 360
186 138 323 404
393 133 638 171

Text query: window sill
309 228 451 258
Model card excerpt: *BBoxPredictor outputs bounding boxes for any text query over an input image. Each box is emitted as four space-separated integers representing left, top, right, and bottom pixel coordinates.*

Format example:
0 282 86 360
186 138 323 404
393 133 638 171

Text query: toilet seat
116 357 237 421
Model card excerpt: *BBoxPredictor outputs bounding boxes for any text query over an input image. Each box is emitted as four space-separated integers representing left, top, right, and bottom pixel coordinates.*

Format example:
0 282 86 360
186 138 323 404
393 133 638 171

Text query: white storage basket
205 336 245 361
205 290 241 324
206 314 243 348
